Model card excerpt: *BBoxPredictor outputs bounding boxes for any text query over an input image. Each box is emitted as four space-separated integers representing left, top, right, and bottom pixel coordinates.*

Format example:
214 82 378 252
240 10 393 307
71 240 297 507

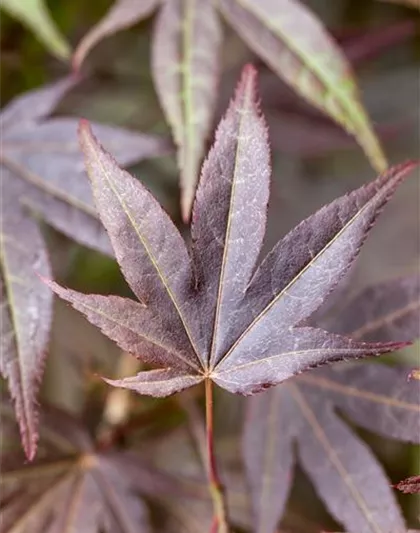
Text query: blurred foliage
1 0 419 530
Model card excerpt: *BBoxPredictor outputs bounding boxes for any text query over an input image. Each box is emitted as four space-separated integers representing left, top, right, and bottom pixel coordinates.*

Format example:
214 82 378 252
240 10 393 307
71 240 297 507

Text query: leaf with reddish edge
0 78 171 459
47 66 417 402
72 0 160 70
1 188 51 461
243 276 420 533
152 0 222 221
218 0 387 173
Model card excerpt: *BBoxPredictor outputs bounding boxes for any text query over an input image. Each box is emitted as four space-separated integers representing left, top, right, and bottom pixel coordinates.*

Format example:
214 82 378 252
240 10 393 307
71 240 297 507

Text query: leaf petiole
205 378 229 533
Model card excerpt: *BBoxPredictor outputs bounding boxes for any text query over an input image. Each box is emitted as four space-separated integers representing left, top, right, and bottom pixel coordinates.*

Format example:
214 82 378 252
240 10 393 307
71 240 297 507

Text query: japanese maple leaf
0 404 188 533
0 77 170 459
72 0 388 220
47 65 416 399
243 274 420 533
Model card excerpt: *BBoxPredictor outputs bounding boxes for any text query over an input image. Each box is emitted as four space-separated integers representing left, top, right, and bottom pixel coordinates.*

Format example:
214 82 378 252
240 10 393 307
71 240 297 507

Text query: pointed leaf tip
235 63 259 101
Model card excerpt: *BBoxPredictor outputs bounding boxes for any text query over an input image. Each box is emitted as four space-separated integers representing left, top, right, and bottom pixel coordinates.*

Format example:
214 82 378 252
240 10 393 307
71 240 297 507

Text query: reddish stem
205 379 229 533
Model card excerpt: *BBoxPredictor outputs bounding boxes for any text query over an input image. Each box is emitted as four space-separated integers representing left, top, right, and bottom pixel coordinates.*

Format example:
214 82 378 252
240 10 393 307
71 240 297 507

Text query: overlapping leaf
218 0 387 173
0 78 170 459
49 66 414 400
151 0 222 220
0 405 190 533
72 0 387 219
243 274 420 533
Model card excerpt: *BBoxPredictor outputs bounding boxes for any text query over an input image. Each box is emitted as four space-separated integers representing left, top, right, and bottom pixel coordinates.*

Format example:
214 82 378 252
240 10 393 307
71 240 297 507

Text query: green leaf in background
152 0 223 221
1 0 70 60
218 0 388 174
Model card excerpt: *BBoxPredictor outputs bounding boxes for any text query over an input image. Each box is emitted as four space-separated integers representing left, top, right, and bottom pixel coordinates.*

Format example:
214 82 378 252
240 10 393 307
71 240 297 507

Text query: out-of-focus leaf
152 0 222 220
243 276 420 533
0 78 171 459
339 20 418 66
394 475 420 494
50 66 413 400
0 405 192 533
318 274 420 341
218 0 387 173
73 0 160 70
0 0 70 60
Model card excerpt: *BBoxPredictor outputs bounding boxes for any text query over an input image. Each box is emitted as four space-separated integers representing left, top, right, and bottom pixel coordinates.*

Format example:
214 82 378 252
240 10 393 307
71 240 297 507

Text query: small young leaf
0 79 171 459
1 0 70 60
73 0 160 70
49 66 416 400
394 475 420 494
243 276 420 533
218 0 387 173
152 0 222 220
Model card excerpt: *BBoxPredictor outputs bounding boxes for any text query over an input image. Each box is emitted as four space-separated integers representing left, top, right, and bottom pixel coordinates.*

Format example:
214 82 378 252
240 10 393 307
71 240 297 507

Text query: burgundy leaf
191 64 270 365
78 118 204 365
243 386 296 533
45 281 201 373
293 382 406 533
73 0 160 70
318 275 420 342
49 66 416 399
0 405 191 533
394 475 420 494
1 77 171 257
152 0 222 220
104 368 204 397
0 178 52 461
243 274 420 533
0 78 171 459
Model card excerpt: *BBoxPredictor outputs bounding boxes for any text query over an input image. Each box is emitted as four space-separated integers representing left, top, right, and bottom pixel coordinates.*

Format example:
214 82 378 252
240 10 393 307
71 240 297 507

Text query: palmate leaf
72 0 386 220
243 275 420 533
0 405 188 533
48 66 415 399
0 77 170 459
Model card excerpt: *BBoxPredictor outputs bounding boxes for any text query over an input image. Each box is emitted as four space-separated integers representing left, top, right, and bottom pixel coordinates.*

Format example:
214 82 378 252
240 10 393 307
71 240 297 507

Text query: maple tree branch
205 378 229 533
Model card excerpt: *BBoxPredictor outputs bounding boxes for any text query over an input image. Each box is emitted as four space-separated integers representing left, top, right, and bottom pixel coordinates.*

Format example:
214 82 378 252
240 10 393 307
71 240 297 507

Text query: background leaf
0 79 171 457
152 0 222 220
73 0 160 70
0 0 70 60
218 0 387 173
243 275 420 533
